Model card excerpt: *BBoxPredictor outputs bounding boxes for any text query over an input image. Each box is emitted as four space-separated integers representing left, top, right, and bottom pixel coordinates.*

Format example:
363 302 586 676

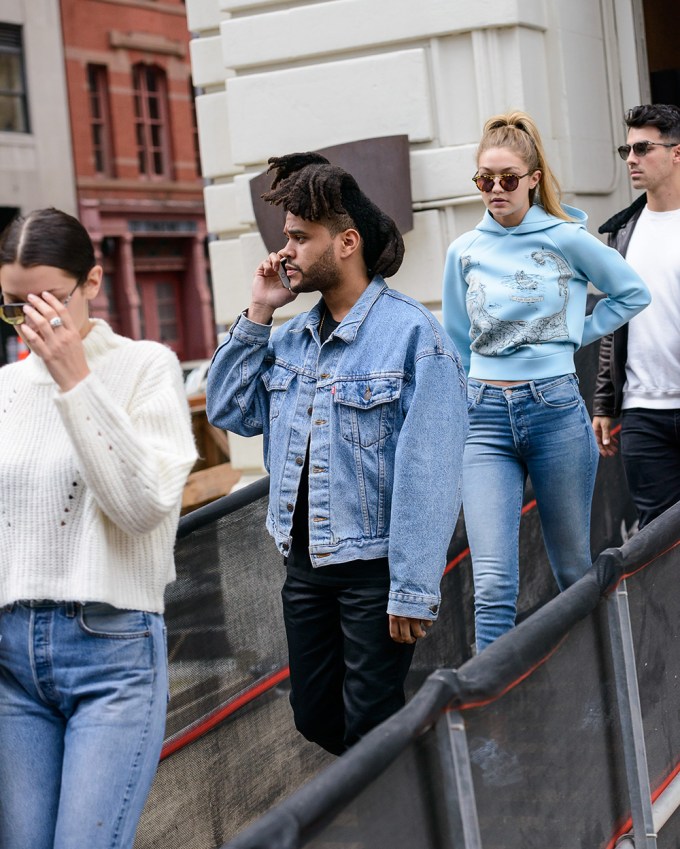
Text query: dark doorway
643 0 680 106
136 272 185 360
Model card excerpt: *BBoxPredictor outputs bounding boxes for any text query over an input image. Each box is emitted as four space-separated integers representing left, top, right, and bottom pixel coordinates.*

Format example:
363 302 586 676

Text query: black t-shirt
285 303 390 587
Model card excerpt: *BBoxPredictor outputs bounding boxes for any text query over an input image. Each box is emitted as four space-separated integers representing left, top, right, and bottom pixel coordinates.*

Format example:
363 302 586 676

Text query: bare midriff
477 379 527 387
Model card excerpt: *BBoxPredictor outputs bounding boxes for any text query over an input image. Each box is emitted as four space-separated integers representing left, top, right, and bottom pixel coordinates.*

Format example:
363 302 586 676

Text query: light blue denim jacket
206 278 468 620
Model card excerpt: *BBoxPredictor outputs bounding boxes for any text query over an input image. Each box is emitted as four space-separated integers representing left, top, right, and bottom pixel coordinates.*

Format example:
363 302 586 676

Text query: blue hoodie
442 204 651 380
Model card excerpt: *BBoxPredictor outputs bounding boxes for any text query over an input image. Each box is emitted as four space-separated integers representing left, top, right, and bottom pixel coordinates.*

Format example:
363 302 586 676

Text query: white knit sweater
0 320 197 612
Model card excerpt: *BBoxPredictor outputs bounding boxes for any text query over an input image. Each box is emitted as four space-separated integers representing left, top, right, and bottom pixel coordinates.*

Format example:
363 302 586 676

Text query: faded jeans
0 601 167 849
463 375 599 651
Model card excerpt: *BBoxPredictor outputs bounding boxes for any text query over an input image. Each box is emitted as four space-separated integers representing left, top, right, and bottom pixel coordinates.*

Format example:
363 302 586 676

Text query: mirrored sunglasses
472 172 530 193
0 281 80 326
617 140 679 160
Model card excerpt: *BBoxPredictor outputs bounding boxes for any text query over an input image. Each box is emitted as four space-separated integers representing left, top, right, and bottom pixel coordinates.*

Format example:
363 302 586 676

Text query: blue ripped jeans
463 375 599 651
0 601 167 849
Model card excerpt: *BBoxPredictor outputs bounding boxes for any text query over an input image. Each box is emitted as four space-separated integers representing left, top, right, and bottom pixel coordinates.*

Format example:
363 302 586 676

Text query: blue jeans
463 375 599 651
0 601 168 849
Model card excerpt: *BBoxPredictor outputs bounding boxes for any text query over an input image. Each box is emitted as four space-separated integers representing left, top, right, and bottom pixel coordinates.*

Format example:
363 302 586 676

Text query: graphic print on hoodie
463 247 573 356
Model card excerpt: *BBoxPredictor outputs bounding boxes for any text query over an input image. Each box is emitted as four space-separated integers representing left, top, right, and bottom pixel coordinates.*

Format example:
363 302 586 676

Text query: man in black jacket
592 103 680 527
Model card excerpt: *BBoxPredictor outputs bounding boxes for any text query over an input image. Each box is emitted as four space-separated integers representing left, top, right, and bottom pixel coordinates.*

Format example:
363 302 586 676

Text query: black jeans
281 573 416 755
621 408 680 528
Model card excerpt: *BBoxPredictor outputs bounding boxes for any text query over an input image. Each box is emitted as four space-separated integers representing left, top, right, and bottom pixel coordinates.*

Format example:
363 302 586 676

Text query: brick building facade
60 0 214 362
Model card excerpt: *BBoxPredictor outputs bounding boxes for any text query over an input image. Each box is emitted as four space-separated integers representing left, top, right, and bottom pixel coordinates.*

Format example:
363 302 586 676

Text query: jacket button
320 373 331 379
287 503 294 512
429 604 439 613
307 406 313 415
295 457 304 466
282 542 289 551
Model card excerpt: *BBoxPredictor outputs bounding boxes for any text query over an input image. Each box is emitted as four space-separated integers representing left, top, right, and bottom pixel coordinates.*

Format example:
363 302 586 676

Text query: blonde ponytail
478 111 572 222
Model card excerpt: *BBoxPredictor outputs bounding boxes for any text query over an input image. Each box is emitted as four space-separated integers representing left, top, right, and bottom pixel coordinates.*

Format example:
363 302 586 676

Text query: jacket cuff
230 311 273 344
387 590 440 620
592 404 618 418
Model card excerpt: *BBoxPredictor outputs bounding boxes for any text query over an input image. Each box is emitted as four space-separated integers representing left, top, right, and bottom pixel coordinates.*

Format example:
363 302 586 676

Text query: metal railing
222 502 680 849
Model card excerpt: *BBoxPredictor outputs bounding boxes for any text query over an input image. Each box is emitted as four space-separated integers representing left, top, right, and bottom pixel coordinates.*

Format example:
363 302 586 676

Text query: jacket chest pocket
261 363 297 420
334 377 402 447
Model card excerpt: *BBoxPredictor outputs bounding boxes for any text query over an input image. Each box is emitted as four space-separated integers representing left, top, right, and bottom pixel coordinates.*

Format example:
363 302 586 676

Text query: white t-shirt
622 205 680 410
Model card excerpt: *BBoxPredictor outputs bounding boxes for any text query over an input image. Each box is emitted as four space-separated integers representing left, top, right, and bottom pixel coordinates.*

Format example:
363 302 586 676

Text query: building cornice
97 0 186 17
109 30 185 57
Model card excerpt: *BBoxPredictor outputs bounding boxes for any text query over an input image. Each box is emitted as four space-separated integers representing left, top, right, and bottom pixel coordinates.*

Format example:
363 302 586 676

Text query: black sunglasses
472 172 530 193
0 281 80 326
617 140 679 160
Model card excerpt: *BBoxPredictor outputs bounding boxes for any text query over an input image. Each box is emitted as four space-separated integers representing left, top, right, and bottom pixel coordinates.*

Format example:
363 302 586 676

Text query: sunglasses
617 140 679 160
472 172 530 193
0 281 80 326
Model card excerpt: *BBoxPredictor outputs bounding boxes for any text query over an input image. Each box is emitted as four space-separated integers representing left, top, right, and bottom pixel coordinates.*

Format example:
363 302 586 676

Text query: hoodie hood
477 203 587 235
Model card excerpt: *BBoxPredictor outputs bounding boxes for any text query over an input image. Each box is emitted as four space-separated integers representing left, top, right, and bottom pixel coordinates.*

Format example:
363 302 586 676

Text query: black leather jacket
592 194 647 417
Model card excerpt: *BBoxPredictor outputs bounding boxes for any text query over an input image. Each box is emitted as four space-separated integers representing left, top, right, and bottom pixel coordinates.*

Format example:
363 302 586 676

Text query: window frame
0 23 30 134
132 63 172 180
87 63 115 177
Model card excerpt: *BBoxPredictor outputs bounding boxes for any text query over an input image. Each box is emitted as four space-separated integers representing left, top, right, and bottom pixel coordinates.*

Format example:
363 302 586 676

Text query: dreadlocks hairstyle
262 152 405 278
478 111 572 222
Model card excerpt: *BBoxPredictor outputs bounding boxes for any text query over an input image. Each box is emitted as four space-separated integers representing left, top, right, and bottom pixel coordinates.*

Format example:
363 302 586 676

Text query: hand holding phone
277 259 291 290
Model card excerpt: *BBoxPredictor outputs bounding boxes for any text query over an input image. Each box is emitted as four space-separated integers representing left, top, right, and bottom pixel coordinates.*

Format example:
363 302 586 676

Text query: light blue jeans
0 601 167 849
463 375 599 651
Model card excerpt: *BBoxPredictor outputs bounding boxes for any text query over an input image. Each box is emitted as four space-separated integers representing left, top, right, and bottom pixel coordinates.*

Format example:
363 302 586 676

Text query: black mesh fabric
134 485 333 848
222 505 680 849
133 340 640 848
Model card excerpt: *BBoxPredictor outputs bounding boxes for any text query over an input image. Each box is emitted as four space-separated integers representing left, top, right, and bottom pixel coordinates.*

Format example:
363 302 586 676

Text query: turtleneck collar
20 319 120 385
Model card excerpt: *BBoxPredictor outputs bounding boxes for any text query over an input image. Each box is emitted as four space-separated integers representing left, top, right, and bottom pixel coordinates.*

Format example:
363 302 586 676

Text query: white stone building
0 0 76 362
0 0 76 221
185 0 673 476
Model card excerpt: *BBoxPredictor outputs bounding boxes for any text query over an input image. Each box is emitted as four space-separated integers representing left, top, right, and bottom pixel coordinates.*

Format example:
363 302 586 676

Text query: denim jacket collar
302 277 388 344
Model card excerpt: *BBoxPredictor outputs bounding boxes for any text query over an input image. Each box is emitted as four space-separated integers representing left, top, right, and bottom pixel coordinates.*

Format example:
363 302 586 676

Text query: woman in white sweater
0 208 197 849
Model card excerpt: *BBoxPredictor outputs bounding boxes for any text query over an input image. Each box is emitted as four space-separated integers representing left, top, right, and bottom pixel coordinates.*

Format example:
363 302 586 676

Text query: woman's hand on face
20 291 90 392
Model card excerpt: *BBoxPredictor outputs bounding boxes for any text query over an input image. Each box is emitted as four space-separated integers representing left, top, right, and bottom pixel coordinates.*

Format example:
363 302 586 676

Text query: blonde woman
442 112 650 650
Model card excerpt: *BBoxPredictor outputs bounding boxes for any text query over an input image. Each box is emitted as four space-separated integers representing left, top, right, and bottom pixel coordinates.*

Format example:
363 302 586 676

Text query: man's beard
290 244 341 293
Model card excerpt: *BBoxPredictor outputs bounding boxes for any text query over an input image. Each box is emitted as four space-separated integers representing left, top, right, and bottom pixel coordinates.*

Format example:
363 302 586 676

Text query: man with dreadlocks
207 153 467 754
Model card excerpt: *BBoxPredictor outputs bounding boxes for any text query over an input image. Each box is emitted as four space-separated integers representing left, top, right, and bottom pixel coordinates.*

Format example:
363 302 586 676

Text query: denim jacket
206 278 468 619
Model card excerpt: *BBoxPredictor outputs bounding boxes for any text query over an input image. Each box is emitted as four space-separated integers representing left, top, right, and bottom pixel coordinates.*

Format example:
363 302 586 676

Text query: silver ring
49 317 63 329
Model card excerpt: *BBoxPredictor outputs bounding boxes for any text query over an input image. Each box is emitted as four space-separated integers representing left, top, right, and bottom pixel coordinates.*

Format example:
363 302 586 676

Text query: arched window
132 63 171 178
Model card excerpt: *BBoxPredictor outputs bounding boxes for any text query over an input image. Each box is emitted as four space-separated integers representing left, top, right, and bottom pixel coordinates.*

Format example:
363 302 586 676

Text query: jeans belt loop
476 381 486 404
530 381 540 403
66 601 77 618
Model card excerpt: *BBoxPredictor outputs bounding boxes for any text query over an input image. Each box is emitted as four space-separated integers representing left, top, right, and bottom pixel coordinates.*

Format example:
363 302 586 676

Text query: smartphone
277 259 291 290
